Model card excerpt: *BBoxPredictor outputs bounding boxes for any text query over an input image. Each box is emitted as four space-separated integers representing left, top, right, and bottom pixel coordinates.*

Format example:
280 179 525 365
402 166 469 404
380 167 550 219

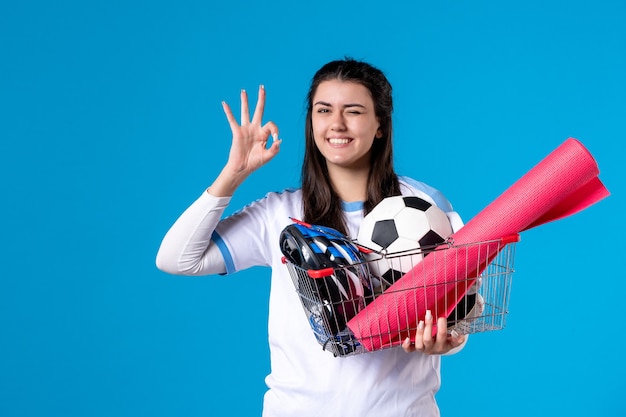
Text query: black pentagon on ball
403 196 432 212
371 219 399 249
418 230 446 250
381 268 404 286
447 293 477 326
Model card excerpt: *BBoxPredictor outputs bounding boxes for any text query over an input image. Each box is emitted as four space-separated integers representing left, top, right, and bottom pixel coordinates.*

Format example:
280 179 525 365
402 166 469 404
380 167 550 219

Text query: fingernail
272 133 278 142
425 310 432 321
451 330 459 338
404 337 410 345
260 84 265 89
418 320 424 330
241 89 246 94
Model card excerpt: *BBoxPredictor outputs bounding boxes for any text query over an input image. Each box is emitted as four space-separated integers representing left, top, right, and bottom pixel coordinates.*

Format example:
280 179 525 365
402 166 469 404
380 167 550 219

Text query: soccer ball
357 196 453 288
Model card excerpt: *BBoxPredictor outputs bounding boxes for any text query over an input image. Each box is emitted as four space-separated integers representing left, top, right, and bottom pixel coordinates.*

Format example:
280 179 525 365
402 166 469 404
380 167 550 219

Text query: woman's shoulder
232 187 302 216
262 187 302 205
398 175 453 212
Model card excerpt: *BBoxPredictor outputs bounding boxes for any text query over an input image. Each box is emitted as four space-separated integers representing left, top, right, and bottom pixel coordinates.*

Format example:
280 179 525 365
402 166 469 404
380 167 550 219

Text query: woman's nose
330 112 346 130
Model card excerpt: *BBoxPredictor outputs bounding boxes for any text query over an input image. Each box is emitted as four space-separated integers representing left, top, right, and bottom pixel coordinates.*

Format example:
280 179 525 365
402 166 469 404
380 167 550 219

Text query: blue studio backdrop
1 1 624 416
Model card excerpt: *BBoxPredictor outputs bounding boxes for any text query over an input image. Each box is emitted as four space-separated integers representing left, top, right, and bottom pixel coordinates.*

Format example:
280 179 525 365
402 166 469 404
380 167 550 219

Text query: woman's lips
328 137 352 145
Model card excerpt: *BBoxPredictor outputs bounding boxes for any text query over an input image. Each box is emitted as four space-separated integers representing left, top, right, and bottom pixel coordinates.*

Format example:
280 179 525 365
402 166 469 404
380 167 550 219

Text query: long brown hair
302 58 401 235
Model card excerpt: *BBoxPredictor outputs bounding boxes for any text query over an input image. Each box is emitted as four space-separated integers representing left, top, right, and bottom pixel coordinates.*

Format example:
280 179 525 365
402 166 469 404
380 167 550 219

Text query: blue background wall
1 1 624 415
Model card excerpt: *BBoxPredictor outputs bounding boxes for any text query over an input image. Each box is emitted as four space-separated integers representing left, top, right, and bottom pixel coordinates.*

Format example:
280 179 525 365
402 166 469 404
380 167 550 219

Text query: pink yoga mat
347 138 610 351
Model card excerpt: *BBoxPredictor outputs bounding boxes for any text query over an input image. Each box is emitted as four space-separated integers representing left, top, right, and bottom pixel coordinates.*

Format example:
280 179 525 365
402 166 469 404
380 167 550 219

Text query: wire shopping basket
282 234 519 357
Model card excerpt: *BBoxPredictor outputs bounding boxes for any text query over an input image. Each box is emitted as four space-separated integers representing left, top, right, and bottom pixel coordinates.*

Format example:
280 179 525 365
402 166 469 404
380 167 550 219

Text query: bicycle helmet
280 219 371 338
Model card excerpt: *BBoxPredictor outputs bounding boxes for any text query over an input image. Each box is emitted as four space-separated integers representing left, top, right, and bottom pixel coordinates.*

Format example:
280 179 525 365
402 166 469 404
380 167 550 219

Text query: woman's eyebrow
313 101 366 108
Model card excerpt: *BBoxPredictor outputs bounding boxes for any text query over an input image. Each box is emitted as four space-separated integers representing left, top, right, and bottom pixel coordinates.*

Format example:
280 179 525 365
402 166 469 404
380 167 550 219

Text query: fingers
448 330 466 350
221 101 237 128
220 86 281 169
263 120 280 142
424 316 451 353
404 311 466 355
421 310 435 348
435 317 449 342
401 337 413 352
402 319 425 353
264 136 282 161
241 85 267 126
240 89 250 125
260 130 282 162
264 125 282 159
224 85 269 128
251 85 266 125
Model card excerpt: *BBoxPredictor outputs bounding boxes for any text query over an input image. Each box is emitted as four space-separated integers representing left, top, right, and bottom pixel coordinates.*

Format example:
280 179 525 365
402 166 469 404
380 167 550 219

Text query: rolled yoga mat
347 138 610 351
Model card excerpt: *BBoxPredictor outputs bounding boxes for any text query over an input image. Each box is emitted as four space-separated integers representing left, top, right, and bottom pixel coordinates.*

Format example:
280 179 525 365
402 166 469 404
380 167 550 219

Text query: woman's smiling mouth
328 137 352 146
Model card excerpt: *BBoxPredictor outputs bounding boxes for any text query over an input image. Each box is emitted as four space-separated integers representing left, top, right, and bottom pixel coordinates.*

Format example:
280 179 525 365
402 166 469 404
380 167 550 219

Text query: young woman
156 58 466 416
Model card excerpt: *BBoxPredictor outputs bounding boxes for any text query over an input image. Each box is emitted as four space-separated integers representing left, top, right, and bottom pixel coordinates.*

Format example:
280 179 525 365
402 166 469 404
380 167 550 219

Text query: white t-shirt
156 176 464 417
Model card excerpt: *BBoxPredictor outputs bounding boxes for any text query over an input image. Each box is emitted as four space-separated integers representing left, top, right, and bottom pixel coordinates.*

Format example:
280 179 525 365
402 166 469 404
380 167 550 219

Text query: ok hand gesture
209 85 282 197
222 85 281 176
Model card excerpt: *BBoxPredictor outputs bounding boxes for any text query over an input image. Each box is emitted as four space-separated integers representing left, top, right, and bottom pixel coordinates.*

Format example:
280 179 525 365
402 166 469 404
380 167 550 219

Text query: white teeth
328 138 350 145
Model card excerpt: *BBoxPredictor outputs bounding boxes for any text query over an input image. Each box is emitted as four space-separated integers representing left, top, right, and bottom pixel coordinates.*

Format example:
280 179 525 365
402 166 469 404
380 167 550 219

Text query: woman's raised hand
222 85 281 176
208 85 282 197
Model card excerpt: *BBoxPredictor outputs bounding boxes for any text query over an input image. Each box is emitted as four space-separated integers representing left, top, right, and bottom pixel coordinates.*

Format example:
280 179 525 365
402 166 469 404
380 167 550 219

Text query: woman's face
311 79 382 171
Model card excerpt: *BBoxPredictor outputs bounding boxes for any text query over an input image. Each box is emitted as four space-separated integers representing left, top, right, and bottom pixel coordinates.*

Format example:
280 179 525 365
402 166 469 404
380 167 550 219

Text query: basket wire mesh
283 235 518 357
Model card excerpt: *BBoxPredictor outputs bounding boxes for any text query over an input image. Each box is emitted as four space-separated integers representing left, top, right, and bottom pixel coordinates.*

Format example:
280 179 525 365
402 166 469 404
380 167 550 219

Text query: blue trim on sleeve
211 231 236 275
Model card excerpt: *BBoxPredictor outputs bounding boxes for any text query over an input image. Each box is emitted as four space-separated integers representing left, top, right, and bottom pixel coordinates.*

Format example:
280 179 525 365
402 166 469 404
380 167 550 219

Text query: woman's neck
328 165 369 203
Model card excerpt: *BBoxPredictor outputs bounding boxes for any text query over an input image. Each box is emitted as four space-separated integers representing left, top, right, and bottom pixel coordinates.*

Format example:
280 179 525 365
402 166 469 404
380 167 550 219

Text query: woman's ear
375 129 383 139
